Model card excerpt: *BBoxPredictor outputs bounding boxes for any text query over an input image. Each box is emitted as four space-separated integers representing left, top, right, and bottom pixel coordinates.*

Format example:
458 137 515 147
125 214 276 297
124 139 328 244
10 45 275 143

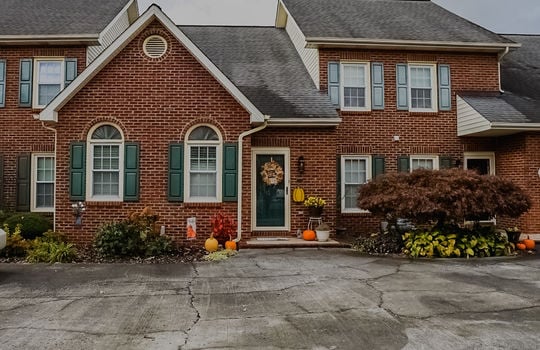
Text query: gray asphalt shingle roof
0 0 131 36
282 0 513 44
181 26 338 118
460 93 540 124
501 35 540 101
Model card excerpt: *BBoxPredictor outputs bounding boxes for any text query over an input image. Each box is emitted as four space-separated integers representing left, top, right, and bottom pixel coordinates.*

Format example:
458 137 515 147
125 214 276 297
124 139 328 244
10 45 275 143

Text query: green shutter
222 143 238 202
70 142 86 201
328 62 340 107
65 58 77 87
397 156 410 173
371 63 385 110
439 157 453 169
396 64 408 110
0 155 4 208
16 154 31 211
372 156 385 178
168 144 183 202
438 64 451 111
124 142 140 202
0 59 6 108
19 59 32 107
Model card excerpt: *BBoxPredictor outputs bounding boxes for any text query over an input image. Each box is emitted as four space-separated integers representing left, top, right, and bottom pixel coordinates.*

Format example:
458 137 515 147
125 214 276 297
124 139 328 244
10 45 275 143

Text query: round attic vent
143 35 168 58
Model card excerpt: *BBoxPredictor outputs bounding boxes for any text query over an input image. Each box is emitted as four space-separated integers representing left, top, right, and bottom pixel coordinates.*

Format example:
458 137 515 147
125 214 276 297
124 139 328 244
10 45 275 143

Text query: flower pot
316 229 330 242
308 207 323 217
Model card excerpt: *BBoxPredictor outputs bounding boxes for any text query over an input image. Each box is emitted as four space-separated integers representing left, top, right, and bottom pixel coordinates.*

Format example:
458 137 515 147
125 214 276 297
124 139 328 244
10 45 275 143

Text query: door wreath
260 159 284 186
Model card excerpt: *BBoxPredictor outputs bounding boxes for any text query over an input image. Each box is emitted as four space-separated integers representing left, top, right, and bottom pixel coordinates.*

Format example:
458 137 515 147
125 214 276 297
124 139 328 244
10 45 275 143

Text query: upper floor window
185 125 222 202
397 63 451 112
87 124 124 201
328 61 384 111
341 63 370 111
409 65 436 112
18 57 77 108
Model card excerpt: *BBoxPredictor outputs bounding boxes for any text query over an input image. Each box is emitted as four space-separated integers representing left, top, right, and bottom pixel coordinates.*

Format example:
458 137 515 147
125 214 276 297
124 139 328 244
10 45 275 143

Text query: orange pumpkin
205 233 219 252
225 235 237 250
516 242 527 251
303 229 316 241
523 236 536 250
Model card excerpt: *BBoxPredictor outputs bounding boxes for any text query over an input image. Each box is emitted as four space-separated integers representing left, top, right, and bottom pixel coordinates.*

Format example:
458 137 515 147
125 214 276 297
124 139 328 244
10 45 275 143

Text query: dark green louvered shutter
64 58 77 87
222 143 238 202
0 59 6 108
19 59 33 107
396 64 408 110
397 156 410 173
438 64 451 111
372 156 385 179
0 155 4 207
70 142 86 201
16 154 31 211
371 63 385 110
124 143 140 202
328 62 340 107
168 144 183 202
439 157 453 169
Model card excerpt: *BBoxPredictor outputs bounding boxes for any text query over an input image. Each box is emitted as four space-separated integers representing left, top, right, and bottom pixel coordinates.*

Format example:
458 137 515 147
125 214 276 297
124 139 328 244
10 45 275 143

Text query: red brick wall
0 46 86 211
319 49 501 234
55 21 252 245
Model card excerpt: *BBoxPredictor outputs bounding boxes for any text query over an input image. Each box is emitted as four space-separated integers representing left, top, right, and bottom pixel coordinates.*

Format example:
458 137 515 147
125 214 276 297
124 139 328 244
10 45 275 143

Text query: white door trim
464 152 496 175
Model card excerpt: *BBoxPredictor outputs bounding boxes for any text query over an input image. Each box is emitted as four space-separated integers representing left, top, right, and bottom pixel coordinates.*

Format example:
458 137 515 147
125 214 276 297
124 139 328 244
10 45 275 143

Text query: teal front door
253 150 289 230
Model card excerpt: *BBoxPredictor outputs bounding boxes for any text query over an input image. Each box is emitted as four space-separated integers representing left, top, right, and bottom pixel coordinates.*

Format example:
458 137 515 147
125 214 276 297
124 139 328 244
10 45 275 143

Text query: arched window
87 124 124 201
185 125 222 202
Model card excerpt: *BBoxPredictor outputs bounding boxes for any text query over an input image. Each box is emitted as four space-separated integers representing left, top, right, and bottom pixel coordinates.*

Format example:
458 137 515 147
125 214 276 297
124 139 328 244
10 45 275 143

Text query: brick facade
0 46 86 212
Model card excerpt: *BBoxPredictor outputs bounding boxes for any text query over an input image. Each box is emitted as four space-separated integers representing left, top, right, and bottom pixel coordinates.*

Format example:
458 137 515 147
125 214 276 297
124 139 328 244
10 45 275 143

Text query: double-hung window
410 65 435 110
341 156 371 213
34 59 64 107
31 154 55 212
87 124 124 201
186 125 222 202
340 63 371 111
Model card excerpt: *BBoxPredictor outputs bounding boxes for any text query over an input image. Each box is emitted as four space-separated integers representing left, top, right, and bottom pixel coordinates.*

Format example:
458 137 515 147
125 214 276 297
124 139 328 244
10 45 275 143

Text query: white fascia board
40 5 265 123
97 0 136 43
267 117 341 127
0 34 99 45
305 37 520 53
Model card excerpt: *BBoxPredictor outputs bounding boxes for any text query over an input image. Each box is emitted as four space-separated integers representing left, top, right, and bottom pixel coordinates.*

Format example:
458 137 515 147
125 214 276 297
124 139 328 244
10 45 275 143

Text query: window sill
86 201 123 208
340 110 373 116
183 202 224 209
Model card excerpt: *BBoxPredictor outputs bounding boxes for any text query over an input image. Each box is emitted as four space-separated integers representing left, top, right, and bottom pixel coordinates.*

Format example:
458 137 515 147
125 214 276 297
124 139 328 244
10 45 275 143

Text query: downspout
40 121 57 231
235 117 270 243
498 46 510 93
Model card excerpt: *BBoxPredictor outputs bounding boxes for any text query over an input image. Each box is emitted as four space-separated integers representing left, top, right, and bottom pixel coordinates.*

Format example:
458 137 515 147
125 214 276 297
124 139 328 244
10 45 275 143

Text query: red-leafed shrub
358 169 531 226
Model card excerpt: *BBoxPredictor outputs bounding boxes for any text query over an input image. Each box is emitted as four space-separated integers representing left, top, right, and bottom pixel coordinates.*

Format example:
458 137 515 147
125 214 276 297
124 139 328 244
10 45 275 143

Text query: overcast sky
138 0 540 34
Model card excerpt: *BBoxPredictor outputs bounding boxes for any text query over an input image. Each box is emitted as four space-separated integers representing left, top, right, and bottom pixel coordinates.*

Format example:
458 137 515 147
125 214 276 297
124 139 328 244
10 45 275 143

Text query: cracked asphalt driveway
0 249 539 350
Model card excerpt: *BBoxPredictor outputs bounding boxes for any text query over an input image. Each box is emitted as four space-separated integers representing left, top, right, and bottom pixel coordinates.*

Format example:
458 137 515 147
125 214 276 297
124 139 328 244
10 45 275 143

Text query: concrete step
243 237 349 249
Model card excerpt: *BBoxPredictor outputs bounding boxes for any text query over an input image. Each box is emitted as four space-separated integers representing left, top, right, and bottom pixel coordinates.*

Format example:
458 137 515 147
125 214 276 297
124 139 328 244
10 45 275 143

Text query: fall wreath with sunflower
260 159 284 186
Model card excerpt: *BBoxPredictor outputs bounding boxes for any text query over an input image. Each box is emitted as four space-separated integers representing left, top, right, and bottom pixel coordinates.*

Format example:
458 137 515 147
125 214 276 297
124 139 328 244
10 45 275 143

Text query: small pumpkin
303 229 316 241
205 233 219 252
293 187 305 203
225 235 237 250
523 236 536 250
516 242 527 251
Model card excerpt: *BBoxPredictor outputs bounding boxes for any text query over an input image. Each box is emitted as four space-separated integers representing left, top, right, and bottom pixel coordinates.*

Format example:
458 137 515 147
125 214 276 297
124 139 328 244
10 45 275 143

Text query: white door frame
251 147 290 231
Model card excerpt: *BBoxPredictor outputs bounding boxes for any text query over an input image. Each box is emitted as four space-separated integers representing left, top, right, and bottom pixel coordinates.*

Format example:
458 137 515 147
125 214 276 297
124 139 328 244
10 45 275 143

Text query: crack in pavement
178 263 201 350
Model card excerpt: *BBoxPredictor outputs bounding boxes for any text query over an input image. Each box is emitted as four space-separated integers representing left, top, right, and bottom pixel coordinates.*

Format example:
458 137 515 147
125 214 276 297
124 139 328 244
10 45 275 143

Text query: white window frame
341 155 371 213
33 57 65 109
340 62 371 112
408 63 437 113
184 124 222 203
464 152 495 175
31 153 55 212
86 123 124 202
410 155 440 172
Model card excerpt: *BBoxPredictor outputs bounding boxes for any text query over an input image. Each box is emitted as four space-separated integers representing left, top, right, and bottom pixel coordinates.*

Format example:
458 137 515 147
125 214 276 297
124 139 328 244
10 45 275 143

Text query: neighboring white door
252 148 290 231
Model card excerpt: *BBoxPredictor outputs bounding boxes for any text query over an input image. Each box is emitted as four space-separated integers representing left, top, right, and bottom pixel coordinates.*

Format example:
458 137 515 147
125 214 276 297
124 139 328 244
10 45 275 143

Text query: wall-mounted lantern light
298 156 305 174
